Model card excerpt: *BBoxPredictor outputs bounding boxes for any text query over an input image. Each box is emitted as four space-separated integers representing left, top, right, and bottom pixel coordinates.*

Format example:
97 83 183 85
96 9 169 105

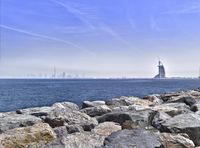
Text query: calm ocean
0 79 200 112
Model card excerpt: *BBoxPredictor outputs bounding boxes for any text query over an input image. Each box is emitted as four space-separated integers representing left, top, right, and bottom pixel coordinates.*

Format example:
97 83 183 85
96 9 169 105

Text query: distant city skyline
1 0 200 78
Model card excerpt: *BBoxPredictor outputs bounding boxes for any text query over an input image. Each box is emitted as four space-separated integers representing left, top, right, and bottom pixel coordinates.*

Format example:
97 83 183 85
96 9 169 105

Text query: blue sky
0 0 200 78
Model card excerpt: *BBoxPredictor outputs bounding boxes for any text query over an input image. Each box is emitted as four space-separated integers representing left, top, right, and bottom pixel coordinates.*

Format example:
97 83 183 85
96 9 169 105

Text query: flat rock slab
82 100 105 108
152 103 191 117
103 129 163 148
158 113 200 146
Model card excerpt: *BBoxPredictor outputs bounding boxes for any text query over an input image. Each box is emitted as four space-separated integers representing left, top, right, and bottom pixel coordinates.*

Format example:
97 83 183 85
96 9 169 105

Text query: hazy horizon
1 0 200 78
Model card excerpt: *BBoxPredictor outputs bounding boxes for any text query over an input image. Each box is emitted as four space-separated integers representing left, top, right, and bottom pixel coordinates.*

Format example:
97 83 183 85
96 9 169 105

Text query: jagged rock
44 107 98 131
97 109 157 129
143 94 163 105
53 126 68 138
92 122 121 136
66 124 84 134
160 133 195 148
112 104 149 112
52 102 79 111
106 96 152 109
82 100 105 108
152 111 172 130
16 101 79 120
103 129 163 148
152 103 191 117
0 123 56 148
0 113 42 133
156 113 200 146
166 96 196 107
81 105 111 117
16 106 52 117
160 93 182 102
191 103 200 112
112 105 135 112
44 132 104 148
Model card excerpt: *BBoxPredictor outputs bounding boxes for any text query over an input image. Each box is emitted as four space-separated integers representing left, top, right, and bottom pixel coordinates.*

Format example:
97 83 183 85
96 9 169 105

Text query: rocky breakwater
1 88 200 147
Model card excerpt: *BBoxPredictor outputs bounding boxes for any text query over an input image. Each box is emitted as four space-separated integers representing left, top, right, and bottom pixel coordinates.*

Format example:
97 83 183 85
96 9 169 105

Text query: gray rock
66 124 84 134
97 109 157 129
53 126 68 138
152 111 172 131
52 102 79 111
106 96 152 109
152 103 191 117
81 105 111 117
143 94 163 105
45 132 104 148
0 113 42 133
82 100 105 108
44 107 98 131
191 103 200 112
166 96 196 107
103 129 163 148
92 122 121 136
16 106 52 117
157 113 200 146
16 101 79 118
160 133 195 148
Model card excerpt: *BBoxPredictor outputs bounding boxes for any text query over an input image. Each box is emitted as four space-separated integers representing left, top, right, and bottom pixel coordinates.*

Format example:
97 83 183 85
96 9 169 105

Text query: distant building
154 60 166 79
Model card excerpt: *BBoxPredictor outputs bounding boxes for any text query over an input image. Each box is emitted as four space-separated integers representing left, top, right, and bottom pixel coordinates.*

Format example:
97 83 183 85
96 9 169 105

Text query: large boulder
92 122 121 136
160 133 195 148
81 105 111 117
152 103 191 117
0 123 56 148
82 100 105 108
97 109 157 129
44 107 98 131
156 113 200 146
103 129 163 148
44 132 104 148
0 113 42 133
16 101 79 118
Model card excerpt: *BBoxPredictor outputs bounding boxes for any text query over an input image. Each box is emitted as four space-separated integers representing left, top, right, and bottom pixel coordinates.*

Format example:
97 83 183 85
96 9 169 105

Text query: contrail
100 25 133 47
0 24 96 56
50 0 95 29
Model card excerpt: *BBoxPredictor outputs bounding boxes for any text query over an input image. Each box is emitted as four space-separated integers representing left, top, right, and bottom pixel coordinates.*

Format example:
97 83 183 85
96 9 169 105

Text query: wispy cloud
127 15 137 31
0 24 96 56
100 25 133 47
50 0 136 49
163 3 200 15
50 0 96 30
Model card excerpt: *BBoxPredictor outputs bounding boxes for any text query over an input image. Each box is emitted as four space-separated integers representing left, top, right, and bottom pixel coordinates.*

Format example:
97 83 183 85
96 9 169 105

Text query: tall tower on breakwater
154 60 166 79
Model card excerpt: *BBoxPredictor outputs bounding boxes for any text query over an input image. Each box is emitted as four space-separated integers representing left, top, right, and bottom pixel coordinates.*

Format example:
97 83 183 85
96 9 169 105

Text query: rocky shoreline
1 88 200 148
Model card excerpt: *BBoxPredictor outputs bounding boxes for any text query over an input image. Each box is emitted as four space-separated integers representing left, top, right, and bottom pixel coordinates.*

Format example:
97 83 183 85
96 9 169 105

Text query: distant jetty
0 88 200 147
